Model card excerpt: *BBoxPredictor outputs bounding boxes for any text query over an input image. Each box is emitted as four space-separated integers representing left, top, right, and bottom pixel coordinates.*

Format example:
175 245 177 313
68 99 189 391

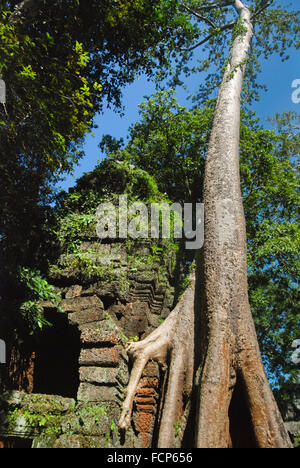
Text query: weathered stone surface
142 361 160 378
135 412 153 433
65 285 83 299
54 434 109 449
32 434 58 449
0 232 176 448
77 383 119 402
83 282 119 298
61 412 115 436
68 308 104 325
61 295 103 313
117 301 149 337
117 359 129 386
140 377 159 388
135 404 156 414
136 387 157 398
133 409 156 448
278 384 300 421
79 367 118 385
0 412 38 438
140 432 152 449
135 396 156 405
79 323 117 346
285 420 300 436
285 421 300 447
0 391 75 414
79 347 119 367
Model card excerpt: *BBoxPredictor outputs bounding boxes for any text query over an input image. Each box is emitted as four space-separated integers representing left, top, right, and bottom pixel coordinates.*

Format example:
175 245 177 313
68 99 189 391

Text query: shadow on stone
33 309 81 398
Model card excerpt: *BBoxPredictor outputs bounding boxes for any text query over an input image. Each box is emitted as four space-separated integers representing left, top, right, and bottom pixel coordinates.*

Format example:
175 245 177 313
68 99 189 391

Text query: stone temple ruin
0 160 299 449
1 235 298 449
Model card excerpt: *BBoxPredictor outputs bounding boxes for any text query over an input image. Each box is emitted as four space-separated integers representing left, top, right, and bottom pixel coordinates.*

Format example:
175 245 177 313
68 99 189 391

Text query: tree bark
119 0 292 448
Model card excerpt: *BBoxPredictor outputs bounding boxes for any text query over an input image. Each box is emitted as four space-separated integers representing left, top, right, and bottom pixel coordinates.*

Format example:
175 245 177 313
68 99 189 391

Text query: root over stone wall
0 238 176 448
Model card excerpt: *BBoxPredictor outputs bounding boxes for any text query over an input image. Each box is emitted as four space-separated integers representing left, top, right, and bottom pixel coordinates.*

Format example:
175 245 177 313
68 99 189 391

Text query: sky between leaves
58 0 300 192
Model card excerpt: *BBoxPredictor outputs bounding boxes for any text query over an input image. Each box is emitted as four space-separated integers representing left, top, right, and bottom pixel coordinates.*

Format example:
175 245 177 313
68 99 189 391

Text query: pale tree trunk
119 0 292 448
195 0 292 448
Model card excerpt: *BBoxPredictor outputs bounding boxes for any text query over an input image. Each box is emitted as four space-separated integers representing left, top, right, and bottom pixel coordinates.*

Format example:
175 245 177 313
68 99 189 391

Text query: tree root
119 273 196 447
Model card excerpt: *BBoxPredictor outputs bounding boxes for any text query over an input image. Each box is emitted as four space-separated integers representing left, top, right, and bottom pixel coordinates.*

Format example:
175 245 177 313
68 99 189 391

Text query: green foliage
51 159 180 292
53 250 117 282
231 17 249 43
55 212 96 254
118 329 129 343
174 420 181 438
240 113 300 387
8 408 63 437
117 330 139 343
0 0 298 398
0 0 188 308
128 336 140 343
102 89 214 204
0 0 186 236
71 159 164 205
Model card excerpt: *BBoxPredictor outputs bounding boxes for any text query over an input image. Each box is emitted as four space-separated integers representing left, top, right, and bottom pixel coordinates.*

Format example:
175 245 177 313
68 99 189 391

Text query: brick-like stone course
0 237 176 448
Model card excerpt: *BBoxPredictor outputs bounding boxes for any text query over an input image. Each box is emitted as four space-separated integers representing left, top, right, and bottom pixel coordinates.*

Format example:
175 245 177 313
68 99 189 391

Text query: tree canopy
0 0 188 291
0 0 187 242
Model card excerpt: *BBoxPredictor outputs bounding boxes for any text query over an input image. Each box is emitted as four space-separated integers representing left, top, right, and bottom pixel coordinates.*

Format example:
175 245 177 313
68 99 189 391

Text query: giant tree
119 0 299 448
0 0 185 297
103 91 299 391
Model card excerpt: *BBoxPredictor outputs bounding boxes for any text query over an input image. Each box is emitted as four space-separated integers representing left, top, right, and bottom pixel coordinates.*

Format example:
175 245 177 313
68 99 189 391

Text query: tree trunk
195 0 291 448
119 0 292 448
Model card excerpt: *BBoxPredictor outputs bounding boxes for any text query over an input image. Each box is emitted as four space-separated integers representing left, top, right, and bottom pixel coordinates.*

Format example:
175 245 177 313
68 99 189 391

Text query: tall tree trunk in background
119 0 292 448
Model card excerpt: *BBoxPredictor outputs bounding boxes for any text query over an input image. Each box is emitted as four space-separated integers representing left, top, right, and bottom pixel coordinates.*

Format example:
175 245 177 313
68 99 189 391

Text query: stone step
77 383 121 403
79 325 117 346
61 295 104 313
79 366 118 385
79 347 119 367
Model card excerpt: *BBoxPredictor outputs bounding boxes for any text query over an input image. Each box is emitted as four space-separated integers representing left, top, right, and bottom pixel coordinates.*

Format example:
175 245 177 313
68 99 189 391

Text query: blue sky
58 0 299 192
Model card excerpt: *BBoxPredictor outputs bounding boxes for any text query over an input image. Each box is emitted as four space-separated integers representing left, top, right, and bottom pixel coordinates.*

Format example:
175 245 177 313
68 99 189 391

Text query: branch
251 1 271 22
181 4 217 28
190 1 234 12
233 0 247 13
8 0 38 24
180 21 234 52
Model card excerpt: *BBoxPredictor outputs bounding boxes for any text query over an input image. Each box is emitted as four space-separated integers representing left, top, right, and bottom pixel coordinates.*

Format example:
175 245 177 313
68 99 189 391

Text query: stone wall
1 224 297 448
277 383 300 448
0 236 176 448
